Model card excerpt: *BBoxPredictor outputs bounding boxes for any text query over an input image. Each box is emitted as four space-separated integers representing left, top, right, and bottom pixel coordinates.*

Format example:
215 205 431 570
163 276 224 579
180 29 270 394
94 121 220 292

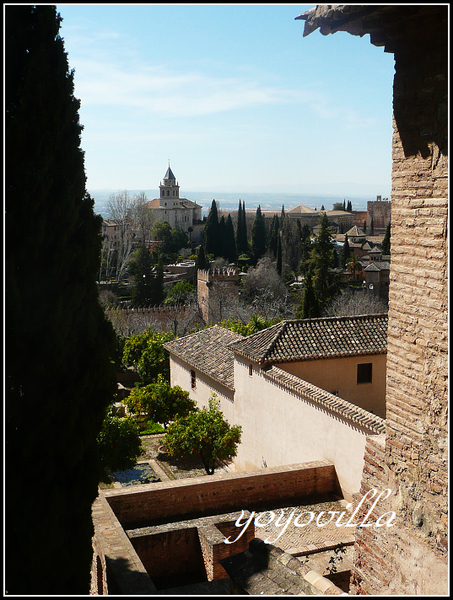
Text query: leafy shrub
97 408 143 471
163 394 242 474
122 327 174 383
125 376 196 429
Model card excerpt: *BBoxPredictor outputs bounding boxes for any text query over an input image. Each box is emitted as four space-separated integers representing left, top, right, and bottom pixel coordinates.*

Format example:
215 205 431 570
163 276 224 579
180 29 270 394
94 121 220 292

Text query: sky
55 3 396 204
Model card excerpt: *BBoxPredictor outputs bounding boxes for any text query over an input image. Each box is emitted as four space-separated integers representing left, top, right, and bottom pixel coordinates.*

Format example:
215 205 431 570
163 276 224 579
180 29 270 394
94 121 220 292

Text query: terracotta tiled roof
364 262 390 272
346 225 366 237
228 314 388 365
164 325 243 390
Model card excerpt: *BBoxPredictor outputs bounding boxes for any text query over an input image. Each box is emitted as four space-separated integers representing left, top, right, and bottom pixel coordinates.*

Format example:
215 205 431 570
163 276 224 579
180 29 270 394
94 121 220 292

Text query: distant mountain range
91 187 389 218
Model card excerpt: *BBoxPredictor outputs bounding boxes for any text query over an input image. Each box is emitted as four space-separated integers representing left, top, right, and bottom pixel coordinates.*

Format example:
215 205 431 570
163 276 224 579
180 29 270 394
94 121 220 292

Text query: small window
249 364 253 377
190 370 196 389
357 363 373 384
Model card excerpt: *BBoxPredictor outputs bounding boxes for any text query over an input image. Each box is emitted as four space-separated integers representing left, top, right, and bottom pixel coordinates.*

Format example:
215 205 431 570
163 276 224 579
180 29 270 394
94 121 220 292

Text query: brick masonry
103 460 341 530
92 461 343 593
349 9 448 596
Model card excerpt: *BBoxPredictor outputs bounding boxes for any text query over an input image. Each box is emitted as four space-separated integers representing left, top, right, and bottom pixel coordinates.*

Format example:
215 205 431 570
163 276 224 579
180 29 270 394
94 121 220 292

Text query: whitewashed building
164 315 387 500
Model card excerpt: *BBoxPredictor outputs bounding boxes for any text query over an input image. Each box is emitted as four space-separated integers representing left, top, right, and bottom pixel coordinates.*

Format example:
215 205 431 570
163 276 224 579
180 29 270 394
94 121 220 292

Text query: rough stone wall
350 9 448 595
367 199 391 233
197 268 239 324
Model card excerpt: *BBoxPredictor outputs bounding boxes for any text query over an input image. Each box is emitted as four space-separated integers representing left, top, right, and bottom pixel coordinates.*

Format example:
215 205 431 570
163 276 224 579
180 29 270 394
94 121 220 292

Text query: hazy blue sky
56 4 395 199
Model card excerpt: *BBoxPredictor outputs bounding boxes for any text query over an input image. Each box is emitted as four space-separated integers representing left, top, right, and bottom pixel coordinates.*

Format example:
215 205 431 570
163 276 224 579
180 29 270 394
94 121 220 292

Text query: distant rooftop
164 324 243 390
228 314 388 366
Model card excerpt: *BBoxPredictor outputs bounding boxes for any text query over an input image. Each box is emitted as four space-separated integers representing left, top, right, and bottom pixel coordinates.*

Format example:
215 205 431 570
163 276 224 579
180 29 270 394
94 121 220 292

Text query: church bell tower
159 161 180 208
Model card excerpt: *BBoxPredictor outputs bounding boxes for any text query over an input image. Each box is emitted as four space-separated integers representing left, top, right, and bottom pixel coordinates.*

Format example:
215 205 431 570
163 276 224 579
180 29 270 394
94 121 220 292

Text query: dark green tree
342 233 351 267
382 222 391 255
296 267 320 319
250 205 266 265
122 328 174 384
268 214 280 258
125 376 196 430
153 254 165 305
97 407 143 471
196 244 208 270
224 214 237 263
218 215 227 259
151 220 188 260
236 200 248 256
164 395 242 475
5 6 117 594
310 213 340 310
129 245 156 306
164 280 195 305
299 224 312 276
204 199 221 257
276 233 283 277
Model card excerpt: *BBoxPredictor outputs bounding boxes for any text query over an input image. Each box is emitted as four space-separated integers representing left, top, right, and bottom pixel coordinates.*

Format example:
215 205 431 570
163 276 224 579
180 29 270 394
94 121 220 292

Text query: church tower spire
159 161 180 206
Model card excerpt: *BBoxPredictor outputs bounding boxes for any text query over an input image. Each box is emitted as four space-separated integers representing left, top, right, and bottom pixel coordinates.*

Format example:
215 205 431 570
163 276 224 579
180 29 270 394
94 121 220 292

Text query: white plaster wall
279 354 387 418
168 356 235 424
232 359 368 498
168 354 373 498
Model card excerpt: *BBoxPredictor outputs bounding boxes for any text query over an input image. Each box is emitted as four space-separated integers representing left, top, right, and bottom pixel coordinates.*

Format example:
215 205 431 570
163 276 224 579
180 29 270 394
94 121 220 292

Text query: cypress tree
342 233 351 267
310 213 340 310
300 224 312 277
236 199 248 256
6 6 117 594
197 244 208 271
276 232 283 276
268 214 280 258
153 254 165 306
250 205 266 265
382 222 391 255
296 267 320 319
224 214 237 263
204 199 220 257
130 246 156 306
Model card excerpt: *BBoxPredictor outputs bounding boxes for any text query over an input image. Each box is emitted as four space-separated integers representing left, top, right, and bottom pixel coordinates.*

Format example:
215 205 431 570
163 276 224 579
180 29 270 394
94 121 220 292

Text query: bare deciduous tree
107 190 134 281
322 288 388 317
241 256 293 320
131 192 155 247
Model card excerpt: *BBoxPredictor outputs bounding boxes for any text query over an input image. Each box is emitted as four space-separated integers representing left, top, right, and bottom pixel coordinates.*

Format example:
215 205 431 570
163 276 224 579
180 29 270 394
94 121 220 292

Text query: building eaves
295 4 447 53
164 325 243 390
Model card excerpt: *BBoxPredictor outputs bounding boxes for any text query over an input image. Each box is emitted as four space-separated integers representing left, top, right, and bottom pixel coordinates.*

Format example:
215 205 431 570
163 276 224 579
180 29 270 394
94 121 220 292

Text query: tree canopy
122 328 174 383
236 200 248 256
250 205 267 265
97 407 143 471
125 376 195 429
163 395 242 474
203 199 221 257
310 213 341 310
382 222 391 255
5 5 117 594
